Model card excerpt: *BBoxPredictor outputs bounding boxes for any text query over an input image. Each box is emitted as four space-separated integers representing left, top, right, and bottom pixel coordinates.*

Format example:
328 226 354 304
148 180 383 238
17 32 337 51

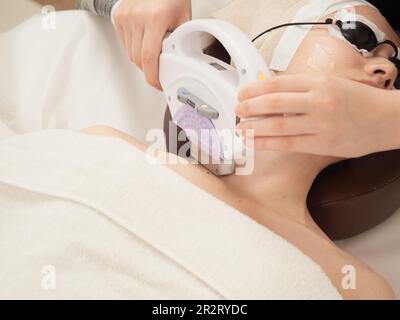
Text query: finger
235 92 312 118
113 7 128 50
114 20 127 50
132 26 145 69
141 24 166 90
237 115 315 137
123 25 134 63
238 74 315 101
247 135 318 153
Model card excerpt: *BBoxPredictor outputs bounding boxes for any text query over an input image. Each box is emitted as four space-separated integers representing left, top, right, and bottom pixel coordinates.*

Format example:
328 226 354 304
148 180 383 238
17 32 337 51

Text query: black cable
251 19 334 42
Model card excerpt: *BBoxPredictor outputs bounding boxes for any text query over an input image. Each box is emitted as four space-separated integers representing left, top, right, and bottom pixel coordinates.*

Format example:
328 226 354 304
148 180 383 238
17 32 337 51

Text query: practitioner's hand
236 74 400 158
113 0 192 90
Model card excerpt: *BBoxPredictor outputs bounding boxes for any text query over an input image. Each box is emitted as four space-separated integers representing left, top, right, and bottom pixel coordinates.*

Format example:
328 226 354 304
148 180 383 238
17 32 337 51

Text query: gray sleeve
78 0 234 20
77 0 119 19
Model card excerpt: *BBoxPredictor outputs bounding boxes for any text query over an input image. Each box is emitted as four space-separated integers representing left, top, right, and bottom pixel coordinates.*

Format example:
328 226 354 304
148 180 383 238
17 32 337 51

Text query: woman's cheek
305 43 336 72
288 32 364 80
285 32 339 74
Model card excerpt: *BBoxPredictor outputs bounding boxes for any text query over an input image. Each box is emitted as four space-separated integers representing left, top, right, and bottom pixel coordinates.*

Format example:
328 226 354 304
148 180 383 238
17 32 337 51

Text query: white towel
0 11 166 139
0 120 15 140
0 130 341 299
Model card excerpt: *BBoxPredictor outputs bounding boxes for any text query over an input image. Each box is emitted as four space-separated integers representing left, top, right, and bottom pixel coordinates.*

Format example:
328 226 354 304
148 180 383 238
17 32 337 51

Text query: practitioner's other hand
236 74 400 158
113 0 192 90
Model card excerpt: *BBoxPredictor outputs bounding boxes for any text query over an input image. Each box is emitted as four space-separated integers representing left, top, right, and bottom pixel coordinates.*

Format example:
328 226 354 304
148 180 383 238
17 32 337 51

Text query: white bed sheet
0 7 398 298
0 10 166 141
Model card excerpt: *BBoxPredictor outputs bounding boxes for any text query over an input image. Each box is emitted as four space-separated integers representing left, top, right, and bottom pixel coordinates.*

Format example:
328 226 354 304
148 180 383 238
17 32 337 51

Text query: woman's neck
220 151 335 228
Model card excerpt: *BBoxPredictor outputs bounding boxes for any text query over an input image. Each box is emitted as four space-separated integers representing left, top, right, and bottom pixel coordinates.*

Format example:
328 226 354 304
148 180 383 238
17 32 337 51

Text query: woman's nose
364 58 398 89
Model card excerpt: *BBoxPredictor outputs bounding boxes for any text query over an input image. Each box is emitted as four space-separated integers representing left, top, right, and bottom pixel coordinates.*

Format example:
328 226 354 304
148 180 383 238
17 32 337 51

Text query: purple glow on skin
174 105 224 160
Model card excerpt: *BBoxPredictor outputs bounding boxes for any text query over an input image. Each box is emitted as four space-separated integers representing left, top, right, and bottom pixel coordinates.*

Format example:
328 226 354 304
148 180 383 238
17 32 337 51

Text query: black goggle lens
336 19 400 88
338 20 378 52
334 20 399 60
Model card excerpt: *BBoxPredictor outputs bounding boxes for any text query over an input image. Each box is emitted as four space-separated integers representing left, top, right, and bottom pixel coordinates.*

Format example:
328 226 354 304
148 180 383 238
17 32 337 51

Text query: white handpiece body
159 19 270 174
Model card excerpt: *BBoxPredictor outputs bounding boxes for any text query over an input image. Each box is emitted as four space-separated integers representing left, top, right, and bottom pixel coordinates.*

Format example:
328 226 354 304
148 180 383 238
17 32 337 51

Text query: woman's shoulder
278 220 396 300
321 240 396 300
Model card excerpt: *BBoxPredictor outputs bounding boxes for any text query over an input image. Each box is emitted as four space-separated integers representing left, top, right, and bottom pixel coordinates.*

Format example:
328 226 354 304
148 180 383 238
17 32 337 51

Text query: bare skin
113 0 192 89
82 125 395 300
81 6 397 299
236 6 400 157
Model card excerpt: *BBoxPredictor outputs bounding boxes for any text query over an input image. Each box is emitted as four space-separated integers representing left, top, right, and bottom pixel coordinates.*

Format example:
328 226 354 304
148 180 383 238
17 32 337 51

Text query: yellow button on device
258 72 266 81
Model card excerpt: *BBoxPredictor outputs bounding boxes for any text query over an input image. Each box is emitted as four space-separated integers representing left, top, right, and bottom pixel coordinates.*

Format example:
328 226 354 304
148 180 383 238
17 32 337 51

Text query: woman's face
286 6 400 90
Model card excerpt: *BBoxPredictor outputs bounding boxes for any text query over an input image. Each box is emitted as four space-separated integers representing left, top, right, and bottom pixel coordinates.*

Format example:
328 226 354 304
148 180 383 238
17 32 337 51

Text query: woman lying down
0 0 397 299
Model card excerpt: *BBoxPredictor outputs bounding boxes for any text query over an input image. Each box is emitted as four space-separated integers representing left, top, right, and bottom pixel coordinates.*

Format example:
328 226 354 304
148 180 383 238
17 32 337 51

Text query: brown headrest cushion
307 151 400 239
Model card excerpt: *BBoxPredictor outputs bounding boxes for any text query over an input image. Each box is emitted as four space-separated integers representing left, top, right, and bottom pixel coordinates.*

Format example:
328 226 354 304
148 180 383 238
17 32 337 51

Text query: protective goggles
252 17 400 89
